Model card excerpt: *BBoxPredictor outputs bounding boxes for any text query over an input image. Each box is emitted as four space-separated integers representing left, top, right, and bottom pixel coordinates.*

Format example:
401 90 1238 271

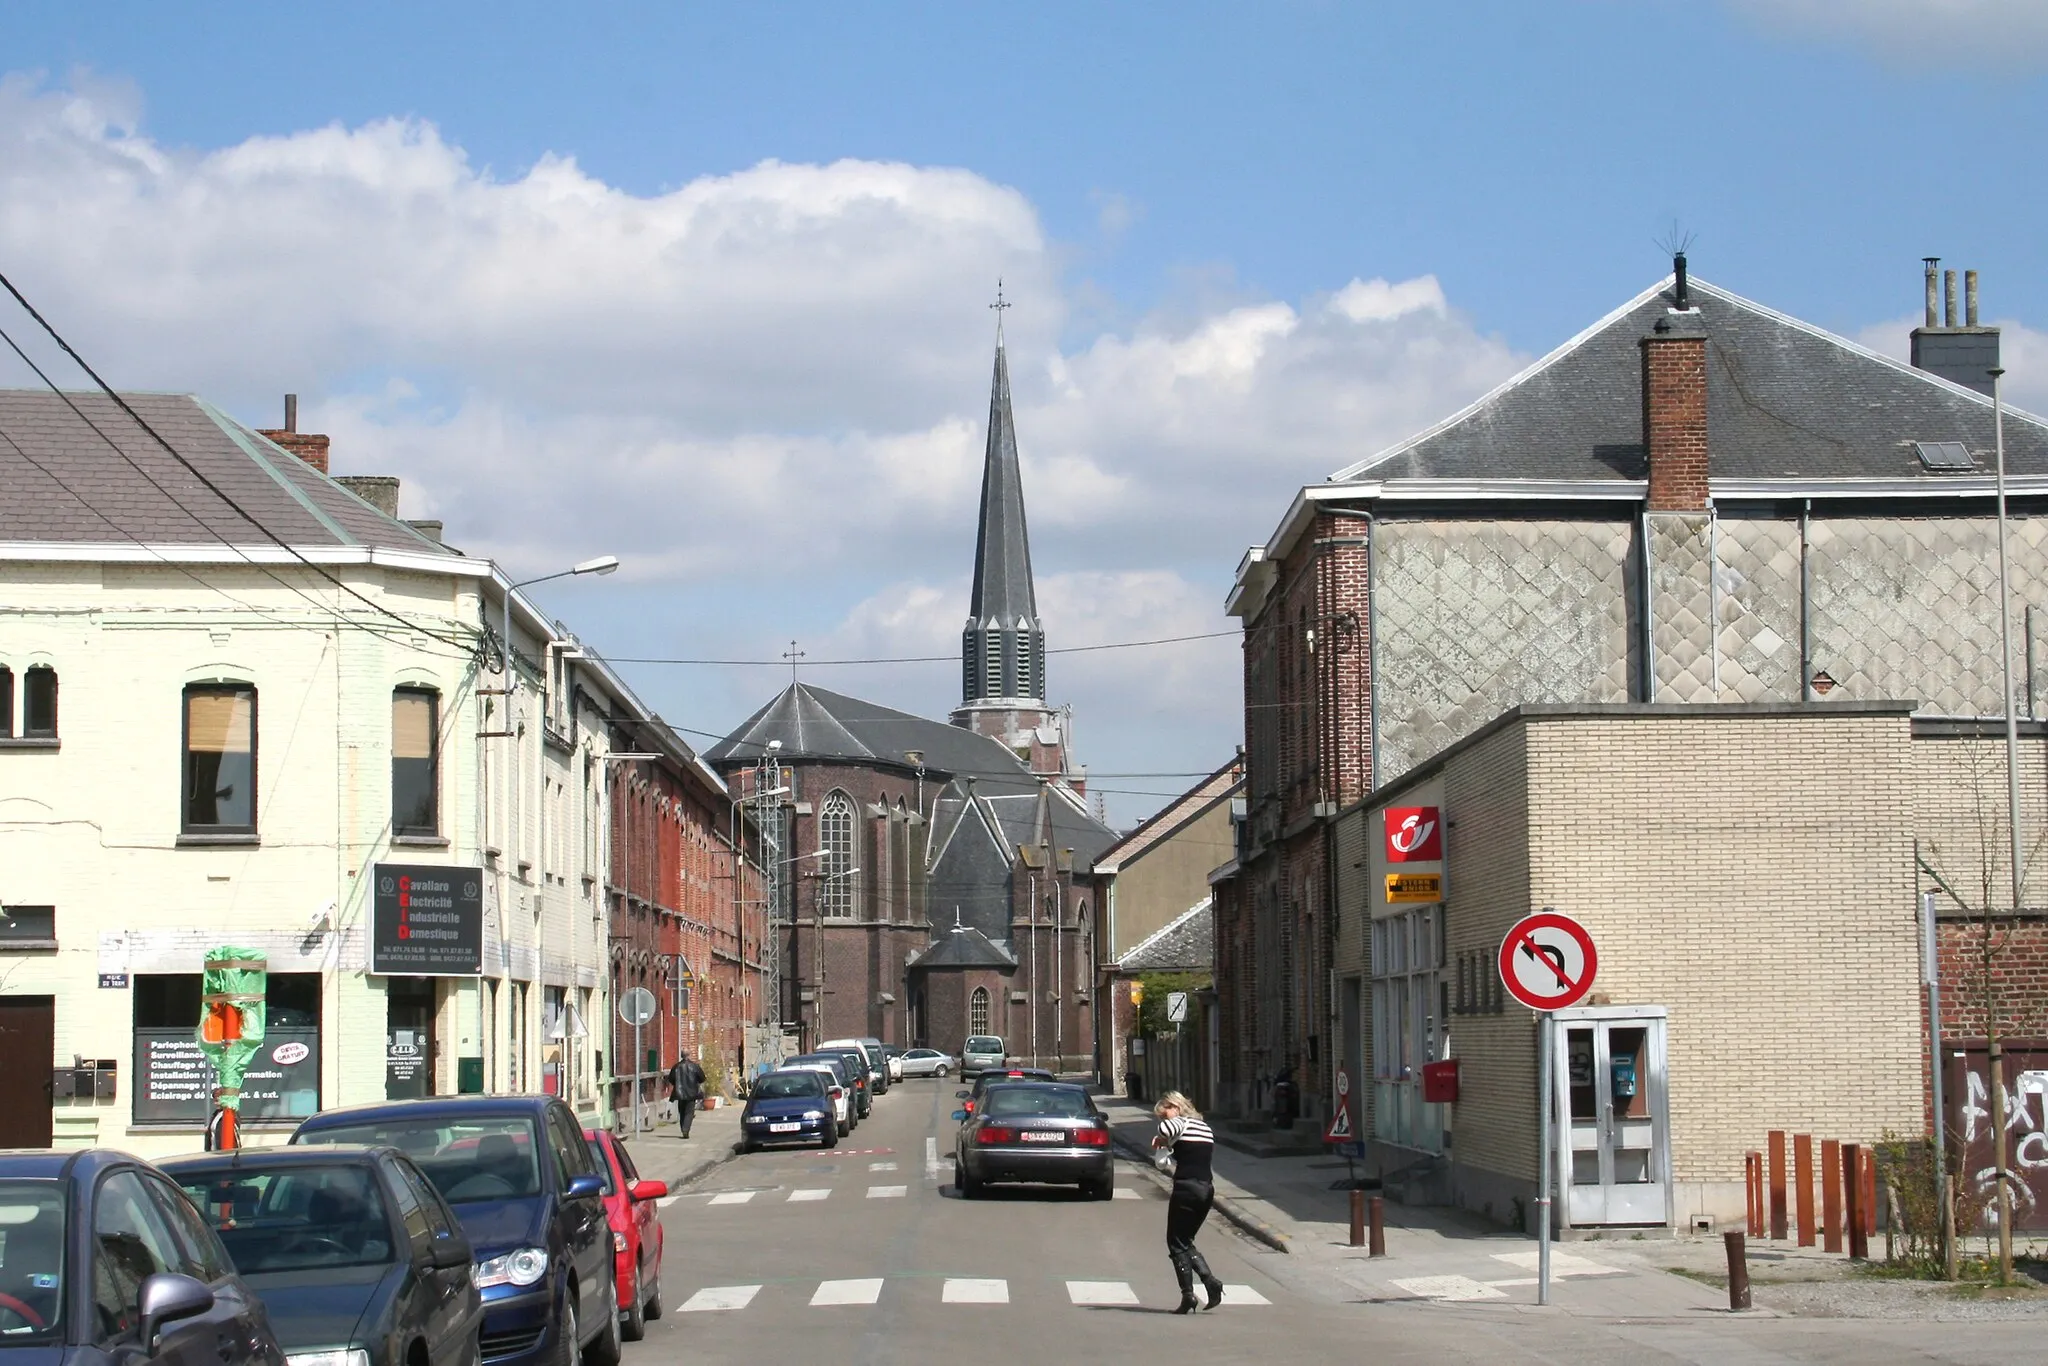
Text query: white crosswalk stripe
1065 1280 1140 1306
941 1278 1008 1304
788 1188 830 1202
1112 1188 1140 1200
811 1278 884 1306
656 1196 678 1208
707 1192 755 1206
679 1285 760 1312
868 1161 898 1171
867 1185 907 1198
1218 1284 1270 1306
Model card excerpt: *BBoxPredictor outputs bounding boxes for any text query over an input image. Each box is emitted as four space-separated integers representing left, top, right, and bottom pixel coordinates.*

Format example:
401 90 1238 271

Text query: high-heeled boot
1169 1249 1200 1314
1186 1247 1224 1309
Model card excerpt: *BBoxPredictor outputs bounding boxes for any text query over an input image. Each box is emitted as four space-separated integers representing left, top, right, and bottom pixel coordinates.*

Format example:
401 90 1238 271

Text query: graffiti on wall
1948 1046 2048 1233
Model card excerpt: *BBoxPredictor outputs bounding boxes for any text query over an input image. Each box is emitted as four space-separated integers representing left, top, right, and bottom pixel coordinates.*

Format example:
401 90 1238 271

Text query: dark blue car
739 1071 837 1151
0 1147 287 1366
289 1098 616 1366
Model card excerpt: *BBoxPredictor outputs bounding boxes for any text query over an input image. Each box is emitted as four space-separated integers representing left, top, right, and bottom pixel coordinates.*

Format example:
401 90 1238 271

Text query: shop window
392 688 440 838
133 972 321 1122
183 685 257 834
23 667 56 738
0 904 56 948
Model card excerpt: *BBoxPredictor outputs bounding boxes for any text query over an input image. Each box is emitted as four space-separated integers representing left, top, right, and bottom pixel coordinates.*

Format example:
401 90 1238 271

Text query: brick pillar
1641 323 1708 512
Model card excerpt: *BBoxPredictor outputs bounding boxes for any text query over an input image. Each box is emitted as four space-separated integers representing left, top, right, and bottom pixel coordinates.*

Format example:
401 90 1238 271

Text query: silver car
962 1035 1006 1076
898 1048 955 1078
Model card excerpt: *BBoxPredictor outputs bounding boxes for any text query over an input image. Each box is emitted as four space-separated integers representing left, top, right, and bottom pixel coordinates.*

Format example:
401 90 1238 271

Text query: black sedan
0 1147 287 1366
161 1147 482 1366
952 1082 1114 1199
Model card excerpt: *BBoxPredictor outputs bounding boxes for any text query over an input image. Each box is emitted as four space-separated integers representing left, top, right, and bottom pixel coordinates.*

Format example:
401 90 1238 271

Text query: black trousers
676 1098 697 1136
1165 1178 1214 1255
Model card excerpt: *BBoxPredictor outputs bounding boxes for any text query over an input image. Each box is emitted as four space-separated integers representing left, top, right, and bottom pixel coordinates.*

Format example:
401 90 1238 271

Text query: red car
583 1128 668 1341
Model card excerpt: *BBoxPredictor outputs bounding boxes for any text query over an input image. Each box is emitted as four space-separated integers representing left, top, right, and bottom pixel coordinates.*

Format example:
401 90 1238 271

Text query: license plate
769 1122 801 1132
1019 1131 1063 1143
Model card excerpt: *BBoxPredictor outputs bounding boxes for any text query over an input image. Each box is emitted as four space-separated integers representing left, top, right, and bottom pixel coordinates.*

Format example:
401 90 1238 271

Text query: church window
969 986 991 1037
986 633 1003 697
819 790 856 918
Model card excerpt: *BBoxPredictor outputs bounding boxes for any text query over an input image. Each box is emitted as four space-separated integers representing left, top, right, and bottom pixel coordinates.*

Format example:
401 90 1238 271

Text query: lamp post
1991 366 2018 1284
501 555 620 680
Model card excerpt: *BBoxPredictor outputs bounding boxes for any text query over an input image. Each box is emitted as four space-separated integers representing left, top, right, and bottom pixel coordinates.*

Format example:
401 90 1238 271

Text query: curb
1111 1135 1292 1255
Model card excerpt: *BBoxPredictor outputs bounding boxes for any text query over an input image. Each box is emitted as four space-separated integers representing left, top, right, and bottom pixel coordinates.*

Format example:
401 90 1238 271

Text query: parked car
0 1147 288 1366
740 1071 838 1151
897 1048 954 1078
954 1067 1057 1118
579 1131 665 1343
776 1064 853 1137
161 1146 482 1366
952 1082 1114 1200
290 1096 619 1366
863 1039 903 1083
961 1035 1007 1076
819 1039 889 1095
785 1052 870 1120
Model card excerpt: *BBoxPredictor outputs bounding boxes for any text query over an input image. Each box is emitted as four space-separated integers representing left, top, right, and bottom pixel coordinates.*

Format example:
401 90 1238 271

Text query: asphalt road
632 1079 2048 1366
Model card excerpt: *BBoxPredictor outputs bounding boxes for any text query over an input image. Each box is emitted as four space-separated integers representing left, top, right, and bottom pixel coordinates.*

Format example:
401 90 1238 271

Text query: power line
607 628 1241 667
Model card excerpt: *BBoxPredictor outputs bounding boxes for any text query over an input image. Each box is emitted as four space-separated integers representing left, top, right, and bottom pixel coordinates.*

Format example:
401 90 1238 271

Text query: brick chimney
1640 291 1709 513
257 393 331 475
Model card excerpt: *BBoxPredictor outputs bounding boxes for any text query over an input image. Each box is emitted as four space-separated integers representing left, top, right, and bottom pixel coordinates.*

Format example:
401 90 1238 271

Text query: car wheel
959 1165 983 1199
583 1270 623 1366
936 1064 949 1077
643 1262 662 1321
550 1290 577 1366
739 1139 755 1155
620 1264 646 1343
1084 1177 1114 1201
821 1125 839 1149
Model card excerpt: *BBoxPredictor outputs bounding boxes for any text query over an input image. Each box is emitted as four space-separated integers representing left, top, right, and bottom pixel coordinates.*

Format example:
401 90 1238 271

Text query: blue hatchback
739 1071 837 1151
289 1097 617 1366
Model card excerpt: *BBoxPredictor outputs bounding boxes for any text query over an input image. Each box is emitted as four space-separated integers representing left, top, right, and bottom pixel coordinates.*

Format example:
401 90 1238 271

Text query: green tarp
195 946 267 1109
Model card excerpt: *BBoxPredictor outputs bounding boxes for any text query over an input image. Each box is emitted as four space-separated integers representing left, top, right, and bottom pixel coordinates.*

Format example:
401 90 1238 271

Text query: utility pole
753 743 786 1069
1991 366 2017 1283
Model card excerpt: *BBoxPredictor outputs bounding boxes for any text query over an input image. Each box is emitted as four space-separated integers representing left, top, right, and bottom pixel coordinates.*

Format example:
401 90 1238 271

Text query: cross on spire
782 639 805 684
990 278 1010 342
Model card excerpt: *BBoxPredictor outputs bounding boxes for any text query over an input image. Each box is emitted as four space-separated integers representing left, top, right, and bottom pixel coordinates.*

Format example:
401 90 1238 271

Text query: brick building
1217 257 2048 1140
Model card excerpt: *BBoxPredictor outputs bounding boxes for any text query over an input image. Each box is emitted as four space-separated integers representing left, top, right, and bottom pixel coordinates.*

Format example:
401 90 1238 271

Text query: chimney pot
1923 258 1940 328
283 393 298 433
1966 269 1980 327
1945 269 1958 327
1673 251 1689 310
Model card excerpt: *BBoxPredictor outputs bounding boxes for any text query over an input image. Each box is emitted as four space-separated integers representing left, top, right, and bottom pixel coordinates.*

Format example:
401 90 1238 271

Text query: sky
2 1 2046 825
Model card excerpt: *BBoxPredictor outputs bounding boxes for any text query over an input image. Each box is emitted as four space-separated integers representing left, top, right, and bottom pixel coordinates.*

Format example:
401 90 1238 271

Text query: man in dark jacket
666 1052 705 1138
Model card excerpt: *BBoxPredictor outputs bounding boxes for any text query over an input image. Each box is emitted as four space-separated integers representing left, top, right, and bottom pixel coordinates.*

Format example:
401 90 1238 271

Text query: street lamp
501 555 620 678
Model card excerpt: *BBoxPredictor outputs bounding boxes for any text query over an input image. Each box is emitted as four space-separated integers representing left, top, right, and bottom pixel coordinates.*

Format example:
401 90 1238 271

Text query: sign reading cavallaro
371 864 483 976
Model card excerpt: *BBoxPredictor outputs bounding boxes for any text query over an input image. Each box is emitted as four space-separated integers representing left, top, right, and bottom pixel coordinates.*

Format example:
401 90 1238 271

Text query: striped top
1157 1114 1215 1183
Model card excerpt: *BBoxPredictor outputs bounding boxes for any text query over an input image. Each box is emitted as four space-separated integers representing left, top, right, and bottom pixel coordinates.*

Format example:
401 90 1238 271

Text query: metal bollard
1368 1194 1386 1258
1724 1231 1751 1311
1349 1188 1365 1247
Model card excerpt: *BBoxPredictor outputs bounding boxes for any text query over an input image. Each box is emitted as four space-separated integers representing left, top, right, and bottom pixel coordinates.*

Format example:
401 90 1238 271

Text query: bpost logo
1384 806 1442 863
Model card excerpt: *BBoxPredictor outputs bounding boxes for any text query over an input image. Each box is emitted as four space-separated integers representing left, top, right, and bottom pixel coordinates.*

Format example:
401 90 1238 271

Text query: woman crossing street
1150 1090 1224 1313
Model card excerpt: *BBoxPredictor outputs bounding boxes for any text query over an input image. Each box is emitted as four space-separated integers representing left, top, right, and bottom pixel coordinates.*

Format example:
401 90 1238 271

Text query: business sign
1385 872 1443 904
371 864 483 976
1384 807 1442 862
133 1028 320 1124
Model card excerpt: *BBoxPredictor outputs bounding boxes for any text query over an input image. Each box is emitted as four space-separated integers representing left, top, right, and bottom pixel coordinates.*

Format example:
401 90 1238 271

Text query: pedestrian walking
1151 1090 1224 1313
665 1051 705 1139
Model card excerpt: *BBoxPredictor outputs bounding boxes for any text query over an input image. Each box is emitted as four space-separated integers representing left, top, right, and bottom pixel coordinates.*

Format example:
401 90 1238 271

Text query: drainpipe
1799 500 1813 701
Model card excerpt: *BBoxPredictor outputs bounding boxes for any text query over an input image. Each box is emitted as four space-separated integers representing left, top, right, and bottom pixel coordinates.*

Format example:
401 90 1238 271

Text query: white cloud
1726 0 2048 65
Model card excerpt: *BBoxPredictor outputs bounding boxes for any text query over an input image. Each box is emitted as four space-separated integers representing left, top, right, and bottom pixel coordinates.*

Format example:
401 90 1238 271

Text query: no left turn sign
1497 911 1598 1012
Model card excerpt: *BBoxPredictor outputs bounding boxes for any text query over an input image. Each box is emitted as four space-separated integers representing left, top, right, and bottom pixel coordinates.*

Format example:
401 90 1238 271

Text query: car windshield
781 1068 836 1090
175 1164 394 1272
752 1074 823 1099
298 1116 543 1203
982 1086 1092 1118
965 1037 1002 1052
0 1180 65 1341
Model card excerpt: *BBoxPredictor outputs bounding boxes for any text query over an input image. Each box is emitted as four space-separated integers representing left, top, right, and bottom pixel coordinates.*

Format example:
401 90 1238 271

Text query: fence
1743 1130 1878 1257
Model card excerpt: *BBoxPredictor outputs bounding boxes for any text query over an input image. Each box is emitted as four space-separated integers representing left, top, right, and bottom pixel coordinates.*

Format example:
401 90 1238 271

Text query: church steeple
961 334 1046 705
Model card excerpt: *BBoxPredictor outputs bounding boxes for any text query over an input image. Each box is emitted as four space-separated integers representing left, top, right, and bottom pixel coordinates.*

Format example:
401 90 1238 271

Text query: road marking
1391 1275 1507 1302
788 1188 830 1202
1065 1281 1139 1306
869 1161 898 1172
656 1196 678 1208
925 1137 941 1179
942 1278 1008 1304
867 1185 907 1198
1217 1284 1270 1306
1488 1251 1626 1278
679 1285 760 1312
707 1192 755 1206
811 1278 884 1306
1112 1188 1139 1200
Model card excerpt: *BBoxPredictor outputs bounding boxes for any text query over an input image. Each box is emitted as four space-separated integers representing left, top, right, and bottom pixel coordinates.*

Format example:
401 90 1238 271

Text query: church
707 330 1117 1070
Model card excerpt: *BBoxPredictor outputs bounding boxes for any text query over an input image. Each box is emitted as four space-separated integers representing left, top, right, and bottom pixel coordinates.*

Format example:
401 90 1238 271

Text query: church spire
962 316 1045 706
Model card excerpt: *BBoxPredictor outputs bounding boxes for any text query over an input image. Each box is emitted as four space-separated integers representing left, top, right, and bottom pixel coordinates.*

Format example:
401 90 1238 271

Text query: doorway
1553 1006 1669 1227
385 978 438 1100
0 997 54 1147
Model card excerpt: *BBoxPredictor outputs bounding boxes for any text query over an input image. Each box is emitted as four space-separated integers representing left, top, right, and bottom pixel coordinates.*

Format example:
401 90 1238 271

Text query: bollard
1368 1194 1386 1258
1724 1231 1751 1311
1349 1188 1365 1247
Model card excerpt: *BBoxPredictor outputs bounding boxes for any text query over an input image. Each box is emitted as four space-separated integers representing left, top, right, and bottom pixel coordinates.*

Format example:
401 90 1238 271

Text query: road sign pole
633 1017 643 1136
1537 1009 1552 1306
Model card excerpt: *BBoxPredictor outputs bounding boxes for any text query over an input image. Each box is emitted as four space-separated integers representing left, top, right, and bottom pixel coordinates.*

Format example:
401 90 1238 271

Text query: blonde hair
1153 1090 1199 1120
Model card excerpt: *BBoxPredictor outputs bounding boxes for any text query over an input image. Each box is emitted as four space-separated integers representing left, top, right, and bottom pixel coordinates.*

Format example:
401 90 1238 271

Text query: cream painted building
0 390 673 1155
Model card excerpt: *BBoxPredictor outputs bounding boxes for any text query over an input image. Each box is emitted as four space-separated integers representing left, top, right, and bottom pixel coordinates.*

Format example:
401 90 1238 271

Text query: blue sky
4 2 2046 821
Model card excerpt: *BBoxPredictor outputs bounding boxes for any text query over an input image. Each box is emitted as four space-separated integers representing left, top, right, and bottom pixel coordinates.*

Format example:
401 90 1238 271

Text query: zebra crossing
677 1277 1272 1312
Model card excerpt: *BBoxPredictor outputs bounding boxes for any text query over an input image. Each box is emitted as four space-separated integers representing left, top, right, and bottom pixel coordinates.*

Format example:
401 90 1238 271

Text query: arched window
969 986 991 1038
819 790 856 917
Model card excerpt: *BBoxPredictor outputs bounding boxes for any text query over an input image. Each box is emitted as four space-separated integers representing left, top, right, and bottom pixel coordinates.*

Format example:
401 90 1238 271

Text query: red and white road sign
1325 1102 1353 1142
1497 911 1598 1012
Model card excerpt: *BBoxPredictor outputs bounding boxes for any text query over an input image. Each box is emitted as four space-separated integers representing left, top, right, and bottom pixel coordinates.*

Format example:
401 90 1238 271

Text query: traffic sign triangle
1324 1104 1353 1142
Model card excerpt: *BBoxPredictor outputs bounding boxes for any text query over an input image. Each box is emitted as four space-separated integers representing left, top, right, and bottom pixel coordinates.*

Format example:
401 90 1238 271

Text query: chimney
335 475 401 519
256 392 331 475
1910 260 2000 396
1641 308 1709 513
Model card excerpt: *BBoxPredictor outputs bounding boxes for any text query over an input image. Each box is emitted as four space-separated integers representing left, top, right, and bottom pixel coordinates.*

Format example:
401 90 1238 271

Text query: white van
819 1038 891 1094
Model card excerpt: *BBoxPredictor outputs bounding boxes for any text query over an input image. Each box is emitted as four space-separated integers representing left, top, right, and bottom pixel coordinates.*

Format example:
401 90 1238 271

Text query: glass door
1556 1008 1667 1227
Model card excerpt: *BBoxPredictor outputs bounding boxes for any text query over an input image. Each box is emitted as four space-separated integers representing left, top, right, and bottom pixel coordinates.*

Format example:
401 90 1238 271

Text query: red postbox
1421 1059 1460 1104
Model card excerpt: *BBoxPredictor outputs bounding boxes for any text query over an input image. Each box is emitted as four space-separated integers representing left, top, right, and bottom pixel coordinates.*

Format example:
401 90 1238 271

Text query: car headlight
744 1114 767 1124
473 1247 549 1288
287 1351 370 1366
802 1109 825 1120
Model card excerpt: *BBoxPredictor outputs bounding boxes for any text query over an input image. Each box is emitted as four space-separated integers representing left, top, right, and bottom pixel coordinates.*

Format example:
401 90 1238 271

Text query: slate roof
1331 277 2048 487
0 390 451 553
967 345 1038 624
909 921 1018 970
1117 898 1213 973
707 682 1043 779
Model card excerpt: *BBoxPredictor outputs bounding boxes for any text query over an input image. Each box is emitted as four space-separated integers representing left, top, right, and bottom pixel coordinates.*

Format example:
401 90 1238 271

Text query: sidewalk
609 1102 744 1192
1098 1095 1730 1318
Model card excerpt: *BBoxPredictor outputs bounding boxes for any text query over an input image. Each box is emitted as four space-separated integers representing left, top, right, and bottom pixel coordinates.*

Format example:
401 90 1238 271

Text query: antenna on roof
1655 223 1697 310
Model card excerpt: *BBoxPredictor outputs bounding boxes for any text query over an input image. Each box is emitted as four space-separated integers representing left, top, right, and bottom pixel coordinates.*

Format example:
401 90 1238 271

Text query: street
632 1081 2047 1366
